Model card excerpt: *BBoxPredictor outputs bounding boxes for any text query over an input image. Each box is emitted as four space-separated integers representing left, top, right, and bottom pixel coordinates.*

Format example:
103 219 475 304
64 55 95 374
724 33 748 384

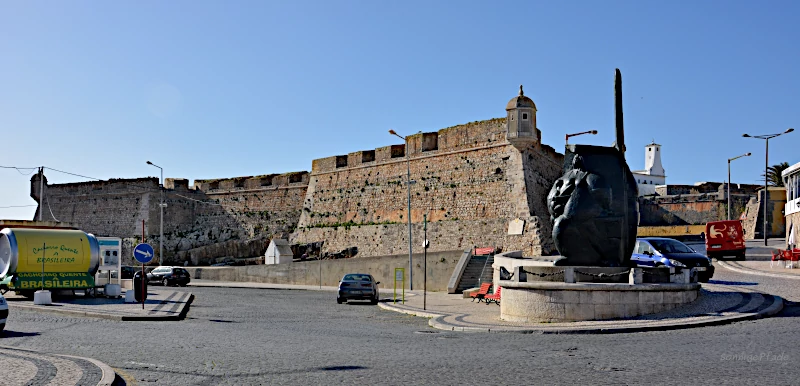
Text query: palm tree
761 162 790 187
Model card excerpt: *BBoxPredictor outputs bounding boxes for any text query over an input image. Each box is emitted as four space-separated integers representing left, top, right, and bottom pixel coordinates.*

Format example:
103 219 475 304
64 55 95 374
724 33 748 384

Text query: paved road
2 240 799 385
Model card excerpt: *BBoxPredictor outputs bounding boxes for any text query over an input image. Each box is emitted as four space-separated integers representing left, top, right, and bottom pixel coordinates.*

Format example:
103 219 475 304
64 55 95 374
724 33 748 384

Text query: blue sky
1 0 798 220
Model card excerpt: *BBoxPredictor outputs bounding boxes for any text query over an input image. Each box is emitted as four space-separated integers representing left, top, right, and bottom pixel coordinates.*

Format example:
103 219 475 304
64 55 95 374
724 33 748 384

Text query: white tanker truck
0 228 101 297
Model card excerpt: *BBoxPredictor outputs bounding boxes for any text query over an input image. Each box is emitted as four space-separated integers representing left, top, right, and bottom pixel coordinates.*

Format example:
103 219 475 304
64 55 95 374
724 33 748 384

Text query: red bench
484 286 502 305
470 282 492 303
771 250 785 268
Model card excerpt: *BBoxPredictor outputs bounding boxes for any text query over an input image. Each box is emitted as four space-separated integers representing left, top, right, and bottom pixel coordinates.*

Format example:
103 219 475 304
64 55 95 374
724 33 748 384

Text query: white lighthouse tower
632 141 666 196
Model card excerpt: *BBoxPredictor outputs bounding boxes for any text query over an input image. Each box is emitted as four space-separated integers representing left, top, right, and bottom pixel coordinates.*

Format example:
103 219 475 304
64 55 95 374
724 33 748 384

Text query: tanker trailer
0 228 101 297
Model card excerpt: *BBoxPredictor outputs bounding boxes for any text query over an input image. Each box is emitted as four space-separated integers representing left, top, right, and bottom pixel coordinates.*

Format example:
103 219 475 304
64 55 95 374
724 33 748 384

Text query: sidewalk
5 288 194 321
0 345 116 386
378 283 783 334
717 260 800 280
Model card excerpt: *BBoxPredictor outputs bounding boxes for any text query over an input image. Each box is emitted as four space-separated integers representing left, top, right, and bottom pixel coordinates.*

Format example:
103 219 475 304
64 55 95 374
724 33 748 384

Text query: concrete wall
186 250 464 291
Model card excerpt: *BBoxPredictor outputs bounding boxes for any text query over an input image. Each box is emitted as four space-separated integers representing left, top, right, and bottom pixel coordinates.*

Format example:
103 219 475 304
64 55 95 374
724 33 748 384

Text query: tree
761 162 790 187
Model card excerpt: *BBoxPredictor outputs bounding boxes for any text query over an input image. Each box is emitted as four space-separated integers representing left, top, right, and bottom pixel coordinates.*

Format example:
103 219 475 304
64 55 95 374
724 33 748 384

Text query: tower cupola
506 85 539 150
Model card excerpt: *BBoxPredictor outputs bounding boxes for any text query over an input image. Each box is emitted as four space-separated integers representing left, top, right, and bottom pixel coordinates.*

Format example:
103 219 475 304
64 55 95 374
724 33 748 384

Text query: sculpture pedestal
499 281 699 322
492 250 702 322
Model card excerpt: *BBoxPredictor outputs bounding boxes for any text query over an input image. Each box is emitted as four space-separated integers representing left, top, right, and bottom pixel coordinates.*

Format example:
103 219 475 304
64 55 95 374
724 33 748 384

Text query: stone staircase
456 254 495 293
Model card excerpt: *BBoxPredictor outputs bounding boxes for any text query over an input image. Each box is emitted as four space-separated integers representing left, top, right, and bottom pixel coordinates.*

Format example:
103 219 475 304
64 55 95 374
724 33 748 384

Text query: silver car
0 293 8 332
337 273 380 304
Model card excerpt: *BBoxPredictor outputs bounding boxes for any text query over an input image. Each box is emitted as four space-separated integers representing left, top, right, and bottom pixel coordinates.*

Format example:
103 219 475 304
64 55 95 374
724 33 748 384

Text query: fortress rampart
31 87 568 264
32 172 309 263
293 118 564 257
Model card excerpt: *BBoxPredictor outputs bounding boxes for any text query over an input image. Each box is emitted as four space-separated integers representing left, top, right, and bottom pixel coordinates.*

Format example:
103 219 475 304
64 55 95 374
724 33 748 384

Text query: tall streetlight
388 129 413 290
146 161 164 265
727 152 751 221
743 128 794 245
565 130 598 145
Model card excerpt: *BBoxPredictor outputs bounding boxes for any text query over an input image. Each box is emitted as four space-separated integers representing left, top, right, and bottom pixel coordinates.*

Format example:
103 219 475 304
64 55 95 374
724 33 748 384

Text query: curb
57 353 117 386
189 282 339 292
120 293 195 321
379 293 785 334
9 304 124 321
718 261 800 280
9 292 194 322
0 344 117 386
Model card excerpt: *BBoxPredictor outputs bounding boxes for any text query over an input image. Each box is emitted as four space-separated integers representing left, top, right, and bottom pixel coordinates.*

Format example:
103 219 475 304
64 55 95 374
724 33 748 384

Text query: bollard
564 267 575 283
33 290 52 305
629 268 643 284
514 266 527 282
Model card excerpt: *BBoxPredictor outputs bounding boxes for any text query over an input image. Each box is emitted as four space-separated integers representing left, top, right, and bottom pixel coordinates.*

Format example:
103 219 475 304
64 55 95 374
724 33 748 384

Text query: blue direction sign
133 243 155 264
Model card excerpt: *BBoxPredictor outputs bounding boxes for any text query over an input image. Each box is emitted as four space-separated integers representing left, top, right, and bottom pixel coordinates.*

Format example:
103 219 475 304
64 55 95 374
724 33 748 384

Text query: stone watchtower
505 85 540 150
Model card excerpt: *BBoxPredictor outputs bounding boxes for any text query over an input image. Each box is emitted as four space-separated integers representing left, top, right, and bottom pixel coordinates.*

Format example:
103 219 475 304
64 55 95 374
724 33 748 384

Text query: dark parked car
337 273 380 304
146 266 191 287
120 266 136 279
631 238 715 282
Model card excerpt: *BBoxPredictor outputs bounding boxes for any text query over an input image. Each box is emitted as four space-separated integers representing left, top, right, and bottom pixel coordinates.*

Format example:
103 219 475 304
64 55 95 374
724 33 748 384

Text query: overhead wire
44 166 101 181
6 164 224 207
45 194 60 222
0 165 39 176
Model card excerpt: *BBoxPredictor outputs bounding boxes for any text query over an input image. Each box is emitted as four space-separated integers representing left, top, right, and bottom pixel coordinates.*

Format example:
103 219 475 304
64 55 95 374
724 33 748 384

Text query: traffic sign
133 243 155 264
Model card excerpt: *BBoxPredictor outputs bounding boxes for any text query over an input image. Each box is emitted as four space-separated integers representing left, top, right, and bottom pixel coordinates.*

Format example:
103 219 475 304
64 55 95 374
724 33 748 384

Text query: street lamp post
743 128 794 245
146 161 164 265
388 129 413 290
565 130 598 145
727 152 751 221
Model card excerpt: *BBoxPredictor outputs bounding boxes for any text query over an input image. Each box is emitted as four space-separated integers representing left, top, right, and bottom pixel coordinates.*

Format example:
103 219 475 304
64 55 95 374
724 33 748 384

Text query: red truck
705 220 746 260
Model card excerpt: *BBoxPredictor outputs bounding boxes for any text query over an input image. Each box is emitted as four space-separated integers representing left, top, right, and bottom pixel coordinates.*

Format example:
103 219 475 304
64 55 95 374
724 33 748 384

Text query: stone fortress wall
31 172 309 264
30 86 568 265
32 125 564 264
292 118 564 257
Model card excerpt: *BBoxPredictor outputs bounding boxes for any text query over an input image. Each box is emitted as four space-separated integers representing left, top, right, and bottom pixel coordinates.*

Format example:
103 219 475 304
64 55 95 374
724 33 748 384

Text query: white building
632 141 666 196
265 239 293 264
783 161 800 248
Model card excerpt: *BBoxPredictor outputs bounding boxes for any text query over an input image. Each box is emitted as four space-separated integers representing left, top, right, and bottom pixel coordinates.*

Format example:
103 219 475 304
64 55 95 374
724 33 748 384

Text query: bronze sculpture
547 69 638 267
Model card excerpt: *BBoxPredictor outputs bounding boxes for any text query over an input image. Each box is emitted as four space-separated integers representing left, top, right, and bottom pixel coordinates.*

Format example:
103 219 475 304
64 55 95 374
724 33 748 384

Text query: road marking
718 261 800 280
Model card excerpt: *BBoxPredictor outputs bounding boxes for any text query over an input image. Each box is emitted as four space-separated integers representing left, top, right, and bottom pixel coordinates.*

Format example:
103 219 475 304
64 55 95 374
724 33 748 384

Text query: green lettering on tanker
13 273 95 289
31 244 79 256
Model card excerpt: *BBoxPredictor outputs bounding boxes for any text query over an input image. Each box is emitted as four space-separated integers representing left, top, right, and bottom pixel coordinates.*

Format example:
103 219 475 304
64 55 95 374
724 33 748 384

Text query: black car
337 273 380 304
635 238 715 282
146 266 191 287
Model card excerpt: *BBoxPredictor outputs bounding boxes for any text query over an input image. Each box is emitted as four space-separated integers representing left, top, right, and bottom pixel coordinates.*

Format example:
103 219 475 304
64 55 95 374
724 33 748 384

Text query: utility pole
146 161 165 265
388 129 413 290
727 153 751 220
38 167 44 221
743 128 794 245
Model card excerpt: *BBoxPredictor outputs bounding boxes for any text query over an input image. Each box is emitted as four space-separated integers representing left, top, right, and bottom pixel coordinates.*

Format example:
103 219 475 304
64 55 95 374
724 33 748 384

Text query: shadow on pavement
1 330 41 338
774 301 800 318
707 280 759 286
318 366 367 371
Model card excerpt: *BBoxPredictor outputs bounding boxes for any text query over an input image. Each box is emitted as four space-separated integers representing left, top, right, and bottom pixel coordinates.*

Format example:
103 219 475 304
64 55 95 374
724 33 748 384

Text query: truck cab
705 220 746 260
